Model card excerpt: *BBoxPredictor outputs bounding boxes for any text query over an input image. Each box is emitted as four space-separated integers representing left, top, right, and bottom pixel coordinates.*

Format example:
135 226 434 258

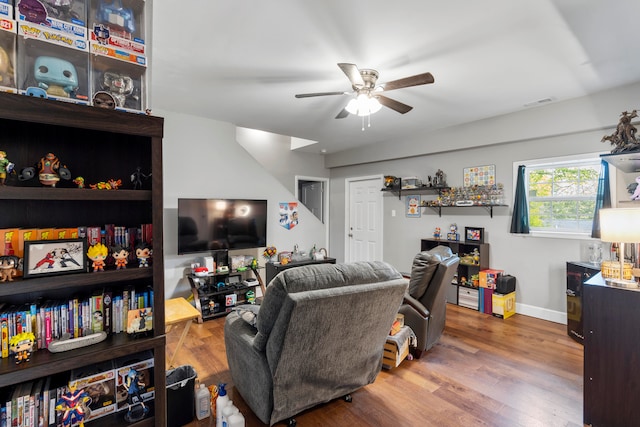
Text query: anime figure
34 250 56 269
9 332 35 364
92 91 116 109
87 243 108 272
73 176 85 188
135 242 151 268
0 255 19 282
55 382 91 427
112 244 129 269
34 56 79 98
0 150 14 185
0 47 15 88
101 71 136 108
21 152 71 187
123 368 149 423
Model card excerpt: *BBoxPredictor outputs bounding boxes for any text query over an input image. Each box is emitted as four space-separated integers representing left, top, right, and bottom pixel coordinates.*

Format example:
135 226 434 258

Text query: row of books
0 286 154 358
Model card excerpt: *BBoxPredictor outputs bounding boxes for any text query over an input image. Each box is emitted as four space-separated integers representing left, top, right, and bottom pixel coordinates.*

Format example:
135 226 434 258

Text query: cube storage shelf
0 92 165 427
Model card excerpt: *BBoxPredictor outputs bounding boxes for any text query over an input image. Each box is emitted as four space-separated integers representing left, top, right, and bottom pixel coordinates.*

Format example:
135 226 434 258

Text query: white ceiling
151 0 640 155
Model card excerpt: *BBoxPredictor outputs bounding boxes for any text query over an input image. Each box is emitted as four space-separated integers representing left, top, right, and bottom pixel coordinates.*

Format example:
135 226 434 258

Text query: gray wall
327 81 640 323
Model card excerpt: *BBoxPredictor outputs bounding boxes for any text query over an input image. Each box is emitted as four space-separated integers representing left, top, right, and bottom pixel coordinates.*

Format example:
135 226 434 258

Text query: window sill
513 231 598 240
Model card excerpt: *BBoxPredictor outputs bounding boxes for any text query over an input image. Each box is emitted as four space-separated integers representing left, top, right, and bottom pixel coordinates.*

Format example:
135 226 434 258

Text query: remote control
47 331 108 353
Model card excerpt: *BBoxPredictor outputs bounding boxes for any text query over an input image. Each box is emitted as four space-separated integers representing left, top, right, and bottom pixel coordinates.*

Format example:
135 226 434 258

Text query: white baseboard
516 302 567 325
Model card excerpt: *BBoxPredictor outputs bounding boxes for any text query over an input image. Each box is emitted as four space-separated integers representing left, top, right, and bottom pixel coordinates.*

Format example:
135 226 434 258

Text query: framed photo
23 239 87 278
127 307 153 334
465 227 484 243
405 195 421 218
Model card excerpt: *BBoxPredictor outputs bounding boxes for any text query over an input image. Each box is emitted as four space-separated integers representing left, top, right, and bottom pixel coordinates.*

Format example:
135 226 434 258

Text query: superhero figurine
55 382 91 427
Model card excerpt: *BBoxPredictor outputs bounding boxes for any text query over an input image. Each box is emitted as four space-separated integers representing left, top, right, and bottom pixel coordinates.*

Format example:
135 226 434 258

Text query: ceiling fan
295 63 435 119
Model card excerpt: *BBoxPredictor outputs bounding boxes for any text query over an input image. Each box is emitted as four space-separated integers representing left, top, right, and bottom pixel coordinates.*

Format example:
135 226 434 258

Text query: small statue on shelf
19 152 71 187
112 245 129 270
602 110 640 153
55 381 91 427
9 332 35 364
73 176 85 188
135 242 152 267
0 255 19 282
0 150 14 185
433 227 441 239
131 167 151 190
123 368 150 423
87 243 108 272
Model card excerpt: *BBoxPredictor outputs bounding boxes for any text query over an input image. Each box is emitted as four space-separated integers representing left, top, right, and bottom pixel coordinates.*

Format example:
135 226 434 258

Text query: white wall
327 82 640 323
156 109 327 299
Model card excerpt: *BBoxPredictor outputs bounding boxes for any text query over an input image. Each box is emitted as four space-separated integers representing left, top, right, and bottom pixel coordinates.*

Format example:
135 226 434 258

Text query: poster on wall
406 195 421 218
279 202 299 230
463 164 496 187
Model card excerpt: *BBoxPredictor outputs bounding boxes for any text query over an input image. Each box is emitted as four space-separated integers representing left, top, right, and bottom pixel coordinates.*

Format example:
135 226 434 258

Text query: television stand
265 257 337 285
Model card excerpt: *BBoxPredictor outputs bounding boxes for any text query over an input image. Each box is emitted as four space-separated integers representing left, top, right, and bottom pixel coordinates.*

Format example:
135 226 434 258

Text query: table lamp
599 207 640 288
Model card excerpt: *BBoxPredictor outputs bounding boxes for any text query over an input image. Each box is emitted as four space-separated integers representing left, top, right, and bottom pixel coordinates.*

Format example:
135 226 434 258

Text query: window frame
513 152 613 240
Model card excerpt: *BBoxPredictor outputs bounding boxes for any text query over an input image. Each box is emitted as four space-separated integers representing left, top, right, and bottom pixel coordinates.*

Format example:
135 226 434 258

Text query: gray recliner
399 246 460 357
224 261 408 426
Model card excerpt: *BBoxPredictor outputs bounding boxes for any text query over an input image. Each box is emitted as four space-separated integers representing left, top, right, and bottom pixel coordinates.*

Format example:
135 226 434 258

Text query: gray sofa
224 261 408 425
399 246 460 357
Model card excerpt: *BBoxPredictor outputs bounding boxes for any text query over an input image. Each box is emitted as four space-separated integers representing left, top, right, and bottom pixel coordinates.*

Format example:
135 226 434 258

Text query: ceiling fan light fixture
345 94 382 117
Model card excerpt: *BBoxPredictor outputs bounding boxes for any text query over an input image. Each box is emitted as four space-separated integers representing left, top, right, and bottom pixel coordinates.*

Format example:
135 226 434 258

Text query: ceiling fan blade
382 72 434 91
377 95 413 114
295 91 348 98
335 108 349 119
337 63 365 88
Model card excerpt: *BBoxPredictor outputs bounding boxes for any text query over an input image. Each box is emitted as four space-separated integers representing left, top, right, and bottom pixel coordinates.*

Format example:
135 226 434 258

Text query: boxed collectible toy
15 0 87 38
17 35 89 103
69 360 118 422
0 6 16 93
492 291 516 319
90 52 145 112
114 350 155 412
88 0 145 55
479 268 503 289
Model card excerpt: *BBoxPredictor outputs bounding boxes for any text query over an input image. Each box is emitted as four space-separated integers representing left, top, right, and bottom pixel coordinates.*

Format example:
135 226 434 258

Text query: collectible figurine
93 23 110 45
9 332 35 364
447 223 459 241
55 381 91 427
73 176 85 188
98 0 135 37
43 0 80 22
92 91 116 109
135 242 151 268
130 167 150 190
34 56 79 98
433 227 441 239
112 244 129 269
18 152 72 187
123 368 149 423
18 0 48 25
0 47 15 87
602 110 640 153
0 255 19 282
87 243 108 272
0 150 14 185
101 71 136 108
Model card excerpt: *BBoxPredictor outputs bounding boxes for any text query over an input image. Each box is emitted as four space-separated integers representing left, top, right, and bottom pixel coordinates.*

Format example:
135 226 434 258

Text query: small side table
165 297 201 368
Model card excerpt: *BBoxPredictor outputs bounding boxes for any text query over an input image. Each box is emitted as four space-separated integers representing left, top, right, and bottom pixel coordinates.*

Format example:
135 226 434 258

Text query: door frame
295 175 330 247
344 175 384 262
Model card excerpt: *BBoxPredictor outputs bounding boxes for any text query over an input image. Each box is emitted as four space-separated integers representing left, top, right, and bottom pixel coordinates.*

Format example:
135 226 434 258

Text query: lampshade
345 94 382 117
599 208 640 243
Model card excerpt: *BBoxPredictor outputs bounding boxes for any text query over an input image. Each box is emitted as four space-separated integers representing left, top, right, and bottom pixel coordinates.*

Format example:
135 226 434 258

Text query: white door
346 176 383 262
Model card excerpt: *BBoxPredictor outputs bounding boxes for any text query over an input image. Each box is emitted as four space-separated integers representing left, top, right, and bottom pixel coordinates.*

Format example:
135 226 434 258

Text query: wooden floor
166 304 584 427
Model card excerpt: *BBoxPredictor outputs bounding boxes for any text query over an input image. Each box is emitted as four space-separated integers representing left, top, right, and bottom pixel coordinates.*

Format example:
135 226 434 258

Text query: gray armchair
224 261 407 426
399 246 460 358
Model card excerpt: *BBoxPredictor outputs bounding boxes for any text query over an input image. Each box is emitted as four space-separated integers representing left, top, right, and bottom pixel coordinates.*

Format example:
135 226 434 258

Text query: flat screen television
178 198 268 255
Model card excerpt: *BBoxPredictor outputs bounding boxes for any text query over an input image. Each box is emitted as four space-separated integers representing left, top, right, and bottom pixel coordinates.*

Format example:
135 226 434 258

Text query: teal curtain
591 160 611 238
510 165 530 234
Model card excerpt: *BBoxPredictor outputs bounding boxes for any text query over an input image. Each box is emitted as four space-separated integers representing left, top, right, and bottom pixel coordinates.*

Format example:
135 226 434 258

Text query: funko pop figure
9 332 36 364
101 71 135 108
0 255 19 282
42 0 80 22
0 47 15 87
34 56 79 98
112 244 129 269
135 242 151 268
98 0 135 37
18 0 48 25
92 91 116 109
55 381 91 427
87 243 108 272
123 368 149 422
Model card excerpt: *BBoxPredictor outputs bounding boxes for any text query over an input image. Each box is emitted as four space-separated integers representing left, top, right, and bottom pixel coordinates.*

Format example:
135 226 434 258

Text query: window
520 154 602 235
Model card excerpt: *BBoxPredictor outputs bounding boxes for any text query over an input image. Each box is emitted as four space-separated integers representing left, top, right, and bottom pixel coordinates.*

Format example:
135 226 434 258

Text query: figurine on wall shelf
0 47 15 87
130 167 150 190
0 255 19 282
0 150 15 185
112 245 129 269
87 243 108 272
19 152 71 187
92 91 116 109
73 176 85 188
101 71 137 108
433 169 447 187
34 56 79 98
9 332 36 364
135 242 152 267
602 110 640 153
433 227 441 239
55 381 91 427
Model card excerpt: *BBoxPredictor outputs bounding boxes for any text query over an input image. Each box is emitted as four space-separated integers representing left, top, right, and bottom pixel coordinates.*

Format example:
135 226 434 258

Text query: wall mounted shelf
424 204 508 218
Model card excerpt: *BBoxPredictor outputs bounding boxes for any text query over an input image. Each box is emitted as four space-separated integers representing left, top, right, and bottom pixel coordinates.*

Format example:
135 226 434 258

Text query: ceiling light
345 94 382 117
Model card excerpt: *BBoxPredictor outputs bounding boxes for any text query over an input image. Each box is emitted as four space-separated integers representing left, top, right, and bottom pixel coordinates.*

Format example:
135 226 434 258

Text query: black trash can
166 365 197 427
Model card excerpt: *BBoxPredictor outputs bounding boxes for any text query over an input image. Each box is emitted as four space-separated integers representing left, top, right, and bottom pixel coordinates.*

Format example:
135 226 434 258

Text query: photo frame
405 195 421 218
23 239 87 278
465 227 484 243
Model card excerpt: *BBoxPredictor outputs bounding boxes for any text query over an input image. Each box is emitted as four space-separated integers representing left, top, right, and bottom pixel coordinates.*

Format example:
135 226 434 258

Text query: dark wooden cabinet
583 279 640 426
0 92 165 427
566 262 600 344
265 258 337 285
421 238 489 305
